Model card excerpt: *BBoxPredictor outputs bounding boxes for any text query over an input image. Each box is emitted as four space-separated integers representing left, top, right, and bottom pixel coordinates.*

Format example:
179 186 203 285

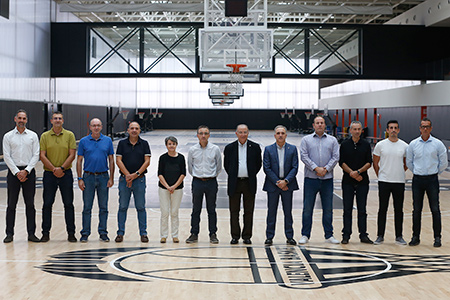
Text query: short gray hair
274 125 287 133
16 109 27 117
236 124 249 131
165 136 178 145
350 120 362 129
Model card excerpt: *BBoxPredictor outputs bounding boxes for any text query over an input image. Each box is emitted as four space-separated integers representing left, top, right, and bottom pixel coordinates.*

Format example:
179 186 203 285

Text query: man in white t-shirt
372 120 408 245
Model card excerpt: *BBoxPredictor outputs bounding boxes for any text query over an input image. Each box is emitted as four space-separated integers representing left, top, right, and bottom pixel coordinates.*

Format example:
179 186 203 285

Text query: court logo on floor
37 246 449 289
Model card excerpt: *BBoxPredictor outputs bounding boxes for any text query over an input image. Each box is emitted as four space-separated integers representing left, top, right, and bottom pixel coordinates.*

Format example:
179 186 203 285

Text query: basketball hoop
138 112 145 119
280 112 286 118
152 112 157 118
226 63 246 94
122 110 129 120
157 112 163 118
222 91 231 100
305 112 312 120
287 112 293 119
317 112 324 117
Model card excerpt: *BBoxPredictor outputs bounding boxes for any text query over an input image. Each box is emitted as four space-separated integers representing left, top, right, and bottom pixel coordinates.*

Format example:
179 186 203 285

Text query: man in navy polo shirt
115 121 151 243
76 118 115 242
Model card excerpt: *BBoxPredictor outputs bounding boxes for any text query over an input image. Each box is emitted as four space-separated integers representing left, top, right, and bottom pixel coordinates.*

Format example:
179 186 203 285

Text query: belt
194 177 216 181
85 171 108 175
121 174 145 178
414 173 438 178
238 177 249 180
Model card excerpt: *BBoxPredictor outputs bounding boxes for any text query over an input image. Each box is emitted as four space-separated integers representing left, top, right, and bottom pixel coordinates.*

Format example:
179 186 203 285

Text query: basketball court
1 130 450 299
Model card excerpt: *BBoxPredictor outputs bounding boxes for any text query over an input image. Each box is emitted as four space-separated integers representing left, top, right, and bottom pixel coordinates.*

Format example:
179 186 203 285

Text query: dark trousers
377 181 405 238
412 174 441 239
266 190 294 240
42 170 76 235
342 182 369 239
190 178 218 235
229 178 255 240
6 169 36 236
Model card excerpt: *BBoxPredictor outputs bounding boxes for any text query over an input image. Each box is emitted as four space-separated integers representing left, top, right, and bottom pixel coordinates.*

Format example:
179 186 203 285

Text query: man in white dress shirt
3 109 40 243
186 125 222 244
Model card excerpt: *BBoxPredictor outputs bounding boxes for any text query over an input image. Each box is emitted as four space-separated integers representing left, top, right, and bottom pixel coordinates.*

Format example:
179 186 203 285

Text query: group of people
3 109 447 248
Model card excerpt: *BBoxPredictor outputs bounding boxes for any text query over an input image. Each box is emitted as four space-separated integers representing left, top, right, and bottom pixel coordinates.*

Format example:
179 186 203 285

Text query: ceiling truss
55 0 425 24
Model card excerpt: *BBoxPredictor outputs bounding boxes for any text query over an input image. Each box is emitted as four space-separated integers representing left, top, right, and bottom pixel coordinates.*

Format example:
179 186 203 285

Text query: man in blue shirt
115 122 151 243
300 116 340 244
406 118 448 247
76 118 115 242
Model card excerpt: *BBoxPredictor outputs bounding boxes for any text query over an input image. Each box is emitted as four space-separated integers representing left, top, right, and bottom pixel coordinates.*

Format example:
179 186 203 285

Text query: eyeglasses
420 125 431 129
198 132 210 136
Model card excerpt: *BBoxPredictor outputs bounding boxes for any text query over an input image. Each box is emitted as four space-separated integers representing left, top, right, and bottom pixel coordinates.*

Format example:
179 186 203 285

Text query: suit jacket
262 142 299 192
224 139 262 196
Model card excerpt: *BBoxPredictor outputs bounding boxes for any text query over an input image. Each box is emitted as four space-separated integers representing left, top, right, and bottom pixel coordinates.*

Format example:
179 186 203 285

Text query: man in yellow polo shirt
39 111 77 242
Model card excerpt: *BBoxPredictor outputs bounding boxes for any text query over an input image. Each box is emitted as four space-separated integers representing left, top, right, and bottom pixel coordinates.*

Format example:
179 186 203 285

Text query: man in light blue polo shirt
406 117 447 248
300 116 340 244
76 118 115 242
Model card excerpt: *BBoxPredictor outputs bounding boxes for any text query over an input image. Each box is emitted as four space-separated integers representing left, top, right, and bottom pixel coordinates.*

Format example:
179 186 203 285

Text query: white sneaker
299 236 309 244
326 236 339 244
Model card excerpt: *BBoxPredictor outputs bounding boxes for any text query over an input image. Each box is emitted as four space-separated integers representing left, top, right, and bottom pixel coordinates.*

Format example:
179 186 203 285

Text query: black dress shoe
286 238 297 245
360 236 373 244
28 234 40 243
409 236 420 246
3 235 13 243
68 233 77 242
264 239 273 245
243 239 252 245
230 238 239 244
40 234 50 243
341 237 349 244
434 237 442 248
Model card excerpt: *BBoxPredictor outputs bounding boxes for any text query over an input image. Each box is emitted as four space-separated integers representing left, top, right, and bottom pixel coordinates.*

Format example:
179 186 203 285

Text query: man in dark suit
263 125 299 246
224 124 262 245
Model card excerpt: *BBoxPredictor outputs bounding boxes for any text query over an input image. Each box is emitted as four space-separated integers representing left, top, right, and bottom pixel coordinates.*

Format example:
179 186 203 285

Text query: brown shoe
115 235 124 243
160 237 166 243
141 235 149 243
173 237 179 243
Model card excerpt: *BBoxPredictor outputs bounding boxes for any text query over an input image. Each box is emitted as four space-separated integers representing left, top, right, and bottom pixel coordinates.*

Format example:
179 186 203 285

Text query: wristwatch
135 171 141 176
78 177 83 181
60 166 65 171
357 170 361 175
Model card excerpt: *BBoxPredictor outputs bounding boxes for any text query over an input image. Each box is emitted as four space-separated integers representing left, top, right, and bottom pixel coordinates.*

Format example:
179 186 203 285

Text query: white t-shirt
373 138 408 183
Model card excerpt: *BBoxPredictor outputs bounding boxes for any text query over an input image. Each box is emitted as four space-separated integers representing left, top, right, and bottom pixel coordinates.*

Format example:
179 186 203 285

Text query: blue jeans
81 172 109 236
42 170 75 235
265 190 294 239
302 177 334 239
117 175 147 236
190 178 218 235
412 174 441 239
342 182 369 239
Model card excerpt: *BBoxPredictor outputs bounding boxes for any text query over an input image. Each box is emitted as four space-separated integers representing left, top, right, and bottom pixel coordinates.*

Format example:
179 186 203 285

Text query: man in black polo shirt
339 121 373 244
115 122 151 243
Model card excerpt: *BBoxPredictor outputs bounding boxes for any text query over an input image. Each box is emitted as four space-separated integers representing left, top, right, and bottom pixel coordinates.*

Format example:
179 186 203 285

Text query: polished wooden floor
1 129 450 299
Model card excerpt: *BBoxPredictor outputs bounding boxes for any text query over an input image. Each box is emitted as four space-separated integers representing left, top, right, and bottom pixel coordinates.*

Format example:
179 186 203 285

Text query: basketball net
226 63 246 95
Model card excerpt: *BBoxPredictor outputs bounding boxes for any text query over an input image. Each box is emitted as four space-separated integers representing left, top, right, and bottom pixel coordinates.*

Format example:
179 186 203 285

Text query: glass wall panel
310 28 360 75
89 27 140 74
